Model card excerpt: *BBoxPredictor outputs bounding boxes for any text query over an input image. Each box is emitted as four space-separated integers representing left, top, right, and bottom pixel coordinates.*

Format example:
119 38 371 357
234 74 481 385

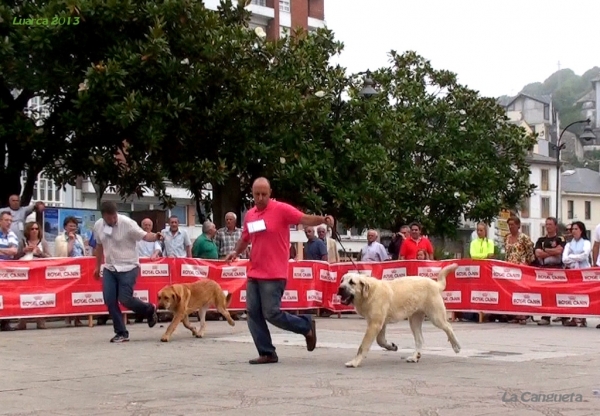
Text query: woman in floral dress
504 215 535 324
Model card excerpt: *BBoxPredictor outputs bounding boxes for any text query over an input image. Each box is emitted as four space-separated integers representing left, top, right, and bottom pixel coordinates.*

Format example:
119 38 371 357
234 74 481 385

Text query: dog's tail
223 291 233 308
436 263 459 291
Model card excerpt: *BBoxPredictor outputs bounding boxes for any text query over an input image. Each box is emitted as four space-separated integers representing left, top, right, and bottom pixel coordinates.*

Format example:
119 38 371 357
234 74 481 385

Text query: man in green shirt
192 221 218 259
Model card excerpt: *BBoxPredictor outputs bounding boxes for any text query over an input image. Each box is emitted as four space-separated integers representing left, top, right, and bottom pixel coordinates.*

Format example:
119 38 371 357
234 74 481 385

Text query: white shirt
93 214 147 272
137 240 162 258
360 241 389 262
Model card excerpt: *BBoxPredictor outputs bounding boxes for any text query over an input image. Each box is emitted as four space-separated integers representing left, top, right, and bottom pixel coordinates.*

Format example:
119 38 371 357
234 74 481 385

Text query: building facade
204 0 326 39
561 167 600 239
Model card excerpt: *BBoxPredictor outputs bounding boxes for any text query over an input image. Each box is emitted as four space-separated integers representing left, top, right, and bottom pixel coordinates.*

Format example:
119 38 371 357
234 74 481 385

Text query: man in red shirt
399 222 434 260
225 177 335 364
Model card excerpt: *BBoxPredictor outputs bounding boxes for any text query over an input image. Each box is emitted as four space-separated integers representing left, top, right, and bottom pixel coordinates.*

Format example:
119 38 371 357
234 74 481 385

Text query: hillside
498 67 600 130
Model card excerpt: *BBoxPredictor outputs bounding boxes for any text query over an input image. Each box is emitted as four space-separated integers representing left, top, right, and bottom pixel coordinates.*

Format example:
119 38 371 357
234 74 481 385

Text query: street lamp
358 70 378 98
551 118 597 219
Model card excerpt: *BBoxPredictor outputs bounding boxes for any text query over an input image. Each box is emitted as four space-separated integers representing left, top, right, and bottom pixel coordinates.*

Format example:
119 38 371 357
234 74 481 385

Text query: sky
324 0 600 99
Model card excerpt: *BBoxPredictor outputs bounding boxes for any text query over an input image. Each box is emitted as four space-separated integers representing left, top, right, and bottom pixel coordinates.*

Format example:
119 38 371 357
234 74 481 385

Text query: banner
1 258 600 319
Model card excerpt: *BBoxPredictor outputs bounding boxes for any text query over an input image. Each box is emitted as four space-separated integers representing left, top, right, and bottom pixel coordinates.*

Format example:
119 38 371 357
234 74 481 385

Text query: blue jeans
102 267 153 337
246 278 312 356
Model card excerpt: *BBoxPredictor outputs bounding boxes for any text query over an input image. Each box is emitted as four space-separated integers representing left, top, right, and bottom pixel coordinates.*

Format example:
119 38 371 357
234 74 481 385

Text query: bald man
136 218 162 259
359 229 389 262
225 177 335 365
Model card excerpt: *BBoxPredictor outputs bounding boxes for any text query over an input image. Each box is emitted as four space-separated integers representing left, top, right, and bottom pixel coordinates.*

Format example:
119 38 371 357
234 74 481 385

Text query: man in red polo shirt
399 222 434 260
225 177 335 365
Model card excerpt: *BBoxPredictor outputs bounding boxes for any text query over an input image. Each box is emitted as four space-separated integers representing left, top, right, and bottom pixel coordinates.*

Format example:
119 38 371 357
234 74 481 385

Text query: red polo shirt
399 237 433 260
241 200 304 279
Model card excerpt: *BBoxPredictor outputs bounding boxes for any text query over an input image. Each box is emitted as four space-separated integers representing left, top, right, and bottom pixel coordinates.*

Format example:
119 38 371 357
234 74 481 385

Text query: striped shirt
0 229 19 260
215 227 243 257
93 215 147 272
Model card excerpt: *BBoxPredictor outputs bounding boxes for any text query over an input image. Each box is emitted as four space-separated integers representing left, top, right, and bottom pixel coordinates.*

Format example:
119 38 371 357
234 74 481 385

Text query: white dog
336 263 461 368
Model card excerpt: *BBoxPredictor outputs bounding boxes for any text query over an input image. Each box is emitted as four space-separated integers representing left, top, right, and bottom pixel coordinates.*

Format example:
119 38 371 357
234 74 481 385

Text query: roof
562 168 600 194
576 89 595 104
497 96 514 107
504 93 552 108
527 153 556 165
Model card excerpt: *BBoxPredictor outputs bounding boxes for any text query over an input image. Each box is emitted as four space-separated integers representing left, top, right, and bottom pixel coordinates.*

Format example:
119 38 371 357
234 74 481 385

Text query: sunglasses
566 228 572 232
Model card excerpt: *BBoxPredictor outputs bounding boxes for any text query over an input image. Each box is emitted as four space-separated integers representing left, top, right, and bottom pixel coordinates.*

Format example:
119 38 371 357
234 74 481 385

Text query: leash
332 229 359 269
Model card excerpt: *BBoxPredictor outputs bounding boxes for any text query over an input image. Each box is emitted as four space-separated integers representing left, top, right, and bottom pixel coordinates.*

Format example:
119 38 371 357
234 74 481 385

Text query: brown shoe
249 354 278 365
305 319 317 352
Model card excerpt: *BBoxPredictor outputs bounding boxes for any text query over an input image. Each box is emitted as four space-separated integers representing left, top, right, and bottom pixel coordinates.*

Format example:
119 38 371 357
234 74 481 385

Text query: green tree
0 0 76 206
4 0 537 237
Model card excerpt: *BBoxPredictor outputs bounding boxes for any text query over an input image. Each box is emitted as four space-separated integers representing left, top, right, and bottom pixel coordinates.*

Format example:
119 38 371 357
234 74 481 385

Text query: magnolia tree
3 0 536 235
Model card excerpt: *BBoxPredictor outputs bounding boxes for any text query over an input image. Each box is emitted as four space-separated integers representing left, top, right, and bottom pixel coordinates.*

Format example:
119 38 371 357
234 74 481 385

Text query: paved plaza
2 314 599 416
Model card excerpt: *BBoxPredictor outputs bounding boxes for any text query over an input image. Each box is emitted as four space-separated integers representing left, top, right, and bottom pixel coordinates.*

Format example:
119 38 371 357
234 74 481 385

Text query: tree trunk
91 177 106 209
211 174 242 229
19 168 40 206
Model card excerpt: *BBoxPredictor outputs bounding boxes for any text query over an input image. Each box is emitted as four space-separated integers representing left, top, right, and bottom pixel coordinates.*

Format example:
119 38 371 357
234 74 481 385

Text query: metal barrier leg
88 315 94 327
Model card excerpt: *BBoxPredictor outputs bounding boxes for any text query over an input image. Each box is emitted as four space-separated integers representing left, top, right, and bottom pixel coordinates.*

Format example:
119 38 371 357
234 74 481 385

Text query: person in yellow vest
470 222 495 260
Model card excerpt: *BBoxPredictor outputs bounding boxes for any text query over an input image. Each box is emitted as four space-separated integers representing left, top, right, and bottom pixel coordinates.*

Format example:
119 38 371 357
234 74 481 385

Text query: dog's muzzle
336 287 354 306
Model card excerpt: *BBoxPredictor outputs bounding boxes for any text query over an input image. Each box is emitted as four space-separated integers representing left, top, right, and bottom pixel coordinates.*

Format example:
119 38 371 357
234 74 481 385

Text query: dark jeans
102 267 153 337
246 278 312 356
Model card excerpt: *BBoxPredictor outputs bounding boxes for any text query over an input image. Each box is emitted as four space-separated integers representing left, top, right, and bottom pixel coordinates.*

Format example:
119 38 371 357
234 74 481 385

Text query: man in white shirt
317 226 339 263
0 195 42 241
136 218 162 259
93 202 163 343
359 229 389 262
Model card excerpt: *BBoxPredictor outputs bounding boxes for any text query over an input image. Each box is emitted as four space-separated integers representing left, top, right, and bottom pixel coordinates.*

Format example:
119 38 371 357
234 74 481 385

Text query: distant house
502 93 559 158
561 167 600 239
518 153 560 242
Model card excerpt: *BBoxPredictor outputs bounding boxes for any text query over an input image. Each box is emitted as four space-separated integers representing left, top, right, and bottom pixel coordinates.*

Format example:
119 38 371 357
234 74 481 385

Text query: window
585 201 591 220
541 197 550 218
169 205 187 226
521 223 531 237
251 0 266 5
20 171 65 206
541 169 549 191
520 197 530 218
279 0 290 12
543 104 550 120
25 96 50 126
567 200 574 219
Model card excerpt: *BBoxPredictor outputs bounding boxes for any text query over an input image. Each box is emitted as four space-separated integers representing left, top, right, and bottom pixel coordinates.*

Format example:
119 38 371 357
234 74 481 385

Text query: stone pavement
2 315 600 416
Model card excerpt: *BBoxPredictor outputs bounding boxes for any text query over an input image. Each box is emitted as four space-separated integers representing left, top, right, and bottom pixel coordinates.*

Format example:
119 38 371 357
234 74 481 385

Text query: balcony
203 0 274 20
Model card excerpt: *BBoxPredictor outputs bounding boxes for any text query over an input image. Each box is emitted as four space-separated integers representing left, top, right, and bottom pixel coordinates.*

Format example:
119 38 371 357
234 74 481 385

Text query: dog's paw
406 352 421 363
195 332 204 338
160 336 170 343
453 345 461 354
390 342 398 352
345 360 359 368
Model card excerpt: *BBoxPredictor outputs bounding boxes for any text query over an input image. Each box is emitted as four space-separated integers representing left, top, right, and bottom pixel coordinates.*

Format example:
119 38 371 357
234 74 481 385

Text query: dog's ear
360 281 370 298
171 286 183 304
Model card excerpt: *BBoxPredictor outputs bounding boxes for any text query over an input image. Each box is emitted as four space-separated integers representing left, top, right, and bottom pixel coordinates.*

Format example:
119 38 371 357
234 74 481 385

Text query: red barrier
1 258 600 319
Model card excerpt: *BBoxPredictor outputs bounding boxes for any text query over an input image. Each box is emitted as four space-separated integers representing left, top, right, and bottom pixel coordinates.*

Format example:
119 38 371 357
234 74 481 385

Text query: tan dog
157 280 235 342
336 263 461 368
